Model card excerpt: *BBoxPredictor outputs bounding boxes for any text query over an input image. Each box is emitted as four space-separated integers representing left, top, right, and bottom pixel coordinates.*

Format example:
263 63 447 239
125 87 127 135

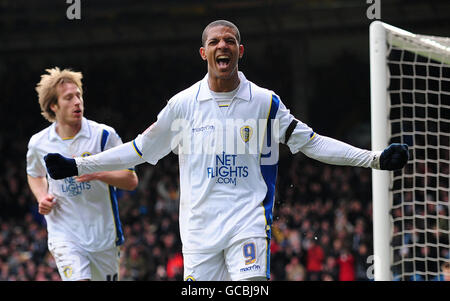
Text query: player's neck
55 120 82 140
208 73 240 93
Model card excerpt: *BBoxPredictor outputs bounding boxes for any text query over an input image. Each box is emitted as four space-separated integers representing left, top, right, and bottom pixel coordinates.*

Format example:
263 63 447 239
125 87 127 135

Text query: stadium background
0 0 449 280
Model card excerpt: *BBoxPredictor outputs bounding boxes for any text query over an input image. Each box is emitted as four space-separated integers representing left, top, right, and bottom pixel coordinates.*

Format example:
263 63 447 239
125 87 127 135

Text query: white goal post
370 21 450 281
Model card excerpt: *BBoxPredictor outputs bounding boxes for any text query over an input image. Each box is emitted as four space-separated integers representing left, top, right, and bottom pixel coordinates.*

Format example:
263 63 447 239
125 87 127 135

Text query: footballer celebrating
43 21 408 281
27 67 138 281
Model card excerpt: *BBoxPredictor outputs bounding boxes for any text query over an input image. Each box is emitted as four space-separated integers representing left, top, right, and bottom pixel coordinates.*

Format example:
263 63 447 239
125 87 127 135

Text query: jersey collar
48 117 91 142
196 71 252 102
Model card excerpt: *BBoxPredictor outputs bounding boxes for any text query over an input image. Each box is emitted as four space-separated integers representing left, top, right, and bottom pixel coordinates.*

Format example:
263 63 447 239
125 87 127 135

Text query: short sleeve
104 129 124 150
102 127 136 171
26 139 46 178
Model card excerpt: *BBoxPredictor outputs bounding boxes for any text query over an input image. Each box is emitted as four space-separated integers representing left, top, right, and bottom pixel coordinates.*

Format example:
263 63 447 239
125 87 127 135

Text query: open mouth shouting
216 54 231 70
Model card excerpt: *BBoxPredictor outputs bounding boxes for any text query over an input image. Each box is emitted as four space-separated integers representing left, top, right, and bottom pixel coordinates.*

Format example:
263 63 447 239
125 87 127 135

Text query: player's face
200 25 244 80
52 82 84 126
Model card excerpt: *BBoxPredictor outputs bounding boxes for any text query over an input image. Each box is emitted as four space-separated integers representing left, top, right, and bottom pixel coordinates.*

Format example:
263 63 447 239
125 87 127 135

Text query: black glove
44 153 78 179
379 143 409 170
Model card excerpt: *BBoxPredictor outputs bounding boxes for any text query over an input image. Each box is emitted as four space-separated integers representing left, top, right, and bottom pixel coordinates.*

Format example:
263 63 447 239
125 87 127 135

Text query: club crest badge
240 126 253 143
81 152 92 157
63 266 73 278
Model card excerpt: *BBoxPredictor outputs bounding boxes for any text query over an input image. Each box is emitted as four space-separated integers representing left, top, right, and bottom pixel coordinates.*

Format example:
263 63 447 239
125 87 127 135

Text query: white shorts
48 241 120 281
183 237 269 281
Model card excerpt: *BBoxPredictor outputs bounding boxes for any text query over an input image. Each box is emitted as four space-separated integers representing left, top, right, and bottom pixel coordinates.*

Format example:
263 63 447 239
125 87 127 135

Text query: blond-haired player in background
26 67 138 281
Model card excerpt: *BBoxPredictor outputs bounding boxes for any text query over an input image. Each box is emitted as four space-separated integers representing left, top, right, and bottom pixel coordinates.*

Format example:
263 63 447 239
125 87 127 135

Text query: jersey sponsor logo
207 152 248 186
240 126 253 143
61 177 91 197
59 151 92 196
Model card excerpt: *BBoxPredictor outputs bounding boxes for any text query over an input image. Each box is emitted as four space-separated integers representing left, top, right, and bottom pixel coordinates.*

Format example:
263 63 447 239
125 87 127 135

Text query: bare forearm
76 169 138 191
27 175 49 201
27 175 56 214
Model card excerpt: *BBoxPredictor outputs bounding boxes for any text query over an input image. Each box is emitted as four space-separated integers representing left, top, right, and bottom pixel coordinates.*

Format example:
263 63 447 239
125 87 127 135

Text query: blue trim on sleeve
132 139 143 157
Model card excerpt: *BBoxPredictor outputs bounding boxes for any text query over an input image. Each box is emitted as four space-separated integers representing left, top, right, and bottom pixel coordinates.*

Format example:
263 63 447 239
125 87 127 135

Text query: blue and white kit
27 117 127 252
73 72 381 279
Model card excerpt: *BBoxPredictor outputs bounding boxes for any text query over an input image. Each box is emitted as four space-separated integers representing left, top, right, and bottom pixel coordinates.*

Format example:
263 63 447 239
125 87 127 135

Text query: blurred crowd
0 56 448 281
0 138 380 281
1 138 449 281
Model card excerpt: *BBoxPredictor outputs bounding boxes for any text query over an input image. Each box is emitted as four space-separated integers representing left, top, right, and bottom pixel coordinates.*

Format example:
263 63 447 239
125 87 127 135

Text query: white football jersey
133 72 314 253
27 117 127 252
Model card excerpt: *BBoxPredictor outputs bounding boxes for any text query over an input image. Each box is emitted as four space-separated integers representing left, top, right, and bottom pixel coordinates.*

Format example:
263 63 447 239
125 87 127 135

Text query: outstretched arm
75 140 145 174
45 100 179 180
272 95 409 171
299 134 409 170
45 141 145 179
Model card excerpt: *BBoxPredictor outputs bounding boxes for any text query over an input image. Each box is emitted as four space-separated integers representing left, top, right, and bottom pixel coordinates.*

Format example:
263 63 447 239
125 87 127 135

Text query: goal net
370 21 450 281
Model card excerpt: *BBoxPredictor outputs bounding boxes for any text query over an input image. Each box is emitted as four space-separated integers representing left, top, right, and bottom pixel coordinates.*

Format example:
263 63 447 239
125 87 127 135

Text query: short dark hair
201 20 241 46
